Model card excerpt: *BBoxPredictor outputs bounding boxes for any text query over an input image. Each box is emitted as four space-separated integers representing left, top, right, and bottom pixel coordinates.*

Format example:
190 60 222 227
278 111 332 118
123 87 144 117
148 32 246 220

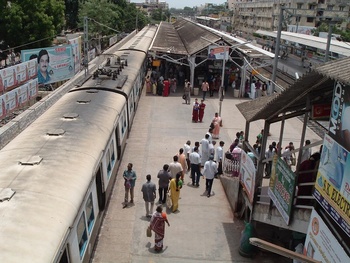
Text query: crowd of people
121 125 227 252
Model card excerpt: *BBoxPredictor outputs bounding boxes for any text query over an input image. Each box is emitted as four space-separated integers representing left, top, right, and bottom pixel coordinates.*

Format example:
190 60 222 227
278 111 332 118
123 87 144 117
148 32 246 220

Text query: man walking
177 148 188 181
215 141 225 176
203 155 218 197
201 80 209 101
141 174 156 218
184 140 191 172
189 146 201 187
123 163 137 208
169 155 183 179
200 134 210 166
157 164 172 204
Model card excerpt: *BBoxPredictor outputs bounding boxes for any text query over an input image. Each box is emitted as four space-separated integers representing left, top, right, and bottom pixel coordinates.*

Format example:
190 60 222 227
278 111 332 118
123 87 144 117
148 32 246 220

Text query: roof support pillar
188 56 196 92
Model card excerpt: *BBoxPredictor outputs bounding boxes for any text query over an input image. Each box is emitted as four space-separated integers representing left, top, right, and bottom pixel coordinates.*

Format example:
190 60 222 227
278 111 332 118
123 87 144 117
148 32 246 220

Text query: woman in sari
169 172 183 212
150 205 170 252
211 112 222 139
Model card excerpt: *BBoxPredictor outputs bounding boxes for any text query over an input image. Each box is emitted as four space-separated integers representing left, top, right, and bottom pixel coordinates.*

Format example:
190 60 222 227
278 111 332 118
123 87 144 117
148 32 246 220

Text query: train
0 25 157 263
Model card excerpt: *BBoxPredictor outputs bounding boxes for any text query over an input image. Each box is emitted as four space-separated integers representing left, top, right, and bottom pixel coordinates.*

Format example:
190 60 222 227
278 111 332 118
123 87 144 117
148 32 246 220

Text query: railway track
260 65 296 89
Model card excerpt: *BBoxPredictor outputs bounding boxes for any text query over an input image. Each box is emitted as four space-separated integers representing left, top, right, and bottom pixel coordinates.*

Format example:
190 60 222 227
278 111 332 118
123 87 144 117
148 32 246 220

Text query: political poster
21 45 74 85
328 81 350 152
208 45 229 60
304 209 350 262
18 83 29 106
268 157 296 225
69 37 82 74
239 150 256 204
28 79 38 100
14 62 29 85
0 66 17 91
27 59 38 80
314 134 350 237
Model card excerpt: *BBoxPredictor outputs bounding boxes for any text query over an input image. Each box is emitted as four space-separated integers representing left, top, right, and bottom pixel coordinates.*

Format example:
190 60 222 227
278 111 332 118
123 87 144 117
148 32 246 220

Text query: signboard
304 209 350 262
0 66 17 91
21 45 74 85
268 157 296 225
208 45 229 60
328 81 350 152
239 150 256 204
69 37 82 74
314 134 350 237
311 103 331 120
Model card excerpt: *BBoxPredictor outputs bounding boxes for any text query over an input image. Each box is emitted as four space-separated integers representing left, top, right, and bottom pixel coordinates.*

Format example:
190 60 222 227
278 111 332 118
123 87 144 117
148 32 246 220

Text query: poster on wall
328 81 350 152
304 209 350 262
21 45 74 85
268 157 296 225
239 150 256 204
207 45 229 60
68 37 82 74
314 134 350 237
0 66 17 91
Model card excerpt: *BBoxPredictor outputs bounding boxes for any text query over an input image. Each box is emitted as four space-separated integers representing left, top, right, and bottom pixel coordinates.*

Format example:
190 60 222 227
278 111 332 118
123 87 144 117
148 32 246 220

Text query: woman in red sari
192 99 199 122
211 112 222 139
150 205 170 252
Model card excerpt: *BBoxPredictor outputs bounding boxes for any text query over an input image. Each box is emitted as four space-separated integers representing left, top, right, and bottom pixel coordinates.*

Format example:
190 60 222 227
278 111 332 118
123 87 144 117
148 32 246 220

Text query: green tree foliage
0 0 65 51
79 0 149 35
65 0 80 30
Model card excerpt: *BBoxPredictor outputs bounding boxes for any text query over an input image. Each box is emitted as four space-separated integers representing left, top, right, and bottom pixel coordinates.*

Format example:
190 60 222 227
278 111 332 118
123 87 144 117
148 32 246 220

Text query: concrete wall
220 175 240 213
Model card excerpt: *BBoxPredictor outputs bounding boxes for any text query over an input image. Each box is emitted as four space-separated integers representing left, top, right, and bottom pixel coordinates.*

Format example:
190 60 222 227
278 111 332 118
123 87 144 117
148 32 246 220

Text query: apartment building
229 0 349 35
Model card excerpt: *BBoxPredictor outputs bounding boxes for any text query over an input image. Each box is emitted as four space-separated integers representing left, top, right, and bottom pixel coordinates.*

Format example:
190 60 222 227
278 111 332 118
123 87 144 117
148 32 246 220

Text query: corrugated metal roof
151 21 188 55
256 30 350 57
236 56 350 122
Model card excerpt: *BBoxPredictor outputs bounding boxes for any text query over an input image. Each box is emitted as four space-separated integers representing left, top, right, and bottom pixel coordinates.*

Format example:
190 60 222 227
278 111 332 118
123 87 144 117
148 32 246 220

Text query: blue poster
21 45 74 85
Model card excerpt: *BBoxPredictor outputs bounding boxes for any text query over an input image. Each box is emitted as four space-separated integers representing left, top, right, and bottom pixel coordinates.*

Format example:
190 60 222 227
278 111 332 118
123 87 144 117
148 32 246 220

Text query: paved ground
91 75 321 263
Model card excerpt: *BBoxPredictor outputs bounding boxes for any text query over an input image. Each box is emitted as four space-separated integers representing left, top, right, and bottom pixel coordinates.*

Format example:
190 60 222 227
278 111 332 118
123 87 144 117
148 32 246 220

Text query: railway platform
91 83 321 263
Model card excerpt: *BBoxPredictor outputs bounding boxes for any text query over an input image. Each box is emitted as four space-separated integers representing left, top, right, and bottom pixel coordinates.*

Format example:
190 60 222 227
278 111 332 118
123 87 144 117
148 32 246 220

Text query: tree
65 0 79 30
0 0 65 51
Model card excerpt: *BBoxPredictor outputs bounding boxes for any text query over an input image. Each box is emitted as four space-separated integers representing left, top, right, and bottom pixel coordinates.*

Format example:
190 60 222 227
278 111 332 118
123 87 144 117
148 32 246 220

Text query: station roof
236 56 350 123
256 30 350 57
149 18 274 59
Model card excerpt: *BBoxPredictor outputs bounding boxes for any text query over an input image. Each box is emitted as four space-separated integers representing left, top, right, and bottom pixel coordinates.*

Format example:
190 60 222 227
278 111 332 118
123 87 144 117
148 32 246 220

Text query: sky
130 1 226 9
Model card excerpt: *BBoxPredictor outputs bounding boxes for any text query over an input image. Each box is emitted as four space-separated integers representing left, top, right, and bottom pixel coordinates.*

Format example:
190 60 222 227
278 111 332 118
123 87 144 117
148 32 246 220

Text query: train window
77 212 88 259
110 139 115 163
106 149 111 177
58 246 70 263
86 193 95 233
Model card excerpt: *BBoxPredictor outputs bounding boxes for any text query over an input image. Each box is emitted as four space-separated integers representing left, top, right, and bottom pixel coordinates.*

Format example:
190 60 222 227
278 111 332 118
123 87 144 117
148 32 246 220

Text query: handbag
146 226 152 237
225 151 232 159
125 180 131 189
166 192 172 209
182 94 186 100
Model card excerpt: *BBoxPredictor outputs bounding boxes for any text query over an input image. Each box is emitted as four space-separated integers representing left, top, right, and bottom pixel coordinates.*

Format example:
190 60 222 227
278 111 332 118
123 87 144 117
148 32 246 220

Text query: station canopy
236 56 350 123
256 30 350 57
149 18 274 63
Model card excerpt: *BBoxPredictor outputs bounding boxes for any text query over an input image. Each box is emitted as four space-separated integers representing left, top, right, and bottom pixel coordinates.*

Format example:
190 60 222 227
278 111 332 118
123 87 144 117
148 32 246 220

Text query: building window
309 4 315 10
318 0 325 4
307 17 314 23
297 3 302 9
339 6 345 11
327 5 333 11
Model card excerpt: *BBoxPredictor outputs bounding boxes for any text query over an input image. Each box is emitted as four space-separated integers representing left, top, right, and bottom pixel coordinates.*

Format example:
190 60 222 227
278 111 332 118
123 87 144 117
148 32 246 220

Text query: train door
95 165 106 211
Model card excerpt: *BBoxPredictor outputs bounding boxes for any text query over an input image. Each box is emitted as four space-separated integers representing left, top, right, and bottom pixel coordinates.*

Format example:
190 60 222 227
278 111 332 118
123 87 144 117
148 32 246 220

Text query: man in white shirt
203 155 218 197
200 134 210 166
189 147 201 187
215 141 225 176
184 140 191 172
265 145 274 178
300 140 311 164
169 155 183 179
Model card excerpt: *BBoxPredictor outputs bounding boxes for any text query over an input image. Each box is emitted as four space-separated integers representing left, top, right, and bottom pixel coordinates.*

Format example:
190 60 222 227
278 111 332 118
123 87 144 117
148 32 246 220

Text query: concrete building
133 1 168 17
229 0 349 35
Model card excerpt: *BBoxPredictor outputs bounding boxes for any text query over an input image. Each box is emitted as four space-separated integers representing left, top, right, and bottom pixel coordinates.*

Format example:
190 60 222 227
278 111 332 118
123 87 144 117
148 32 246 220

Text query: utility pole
84 16 89 76
271 6 284 93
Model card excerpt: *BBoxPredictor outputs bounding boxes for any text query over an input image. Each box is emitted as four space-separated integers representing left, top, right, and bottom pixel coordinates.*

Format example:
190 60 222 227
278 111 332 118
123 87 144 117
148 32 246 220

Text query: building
230 0 349 35
132 0 168 17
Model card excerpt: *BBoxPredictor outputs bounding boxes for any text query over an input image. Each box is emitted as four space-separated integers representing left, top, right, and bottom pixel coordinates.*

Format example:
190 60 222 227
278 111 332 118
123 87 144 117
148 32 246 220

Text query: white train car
0 25 157 263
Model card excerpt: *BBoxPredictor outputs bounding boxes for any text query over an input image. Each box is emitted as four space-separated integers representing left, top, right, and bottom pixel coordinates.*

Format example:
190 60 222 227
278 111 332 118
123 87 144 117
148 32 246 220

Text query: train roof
0 89 125 261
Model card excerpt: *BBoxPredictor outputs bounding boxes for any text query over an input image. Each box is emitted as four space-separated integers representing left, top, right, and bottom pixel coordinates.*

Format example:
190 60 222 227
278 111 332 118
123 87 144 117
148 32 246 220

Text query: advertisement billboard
207 45 229 60
21 45 74 85
328 81 350 152
268 157 296 225
304 209 350 262
239 150 256 204
314 134 350 237
69 37 82 74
